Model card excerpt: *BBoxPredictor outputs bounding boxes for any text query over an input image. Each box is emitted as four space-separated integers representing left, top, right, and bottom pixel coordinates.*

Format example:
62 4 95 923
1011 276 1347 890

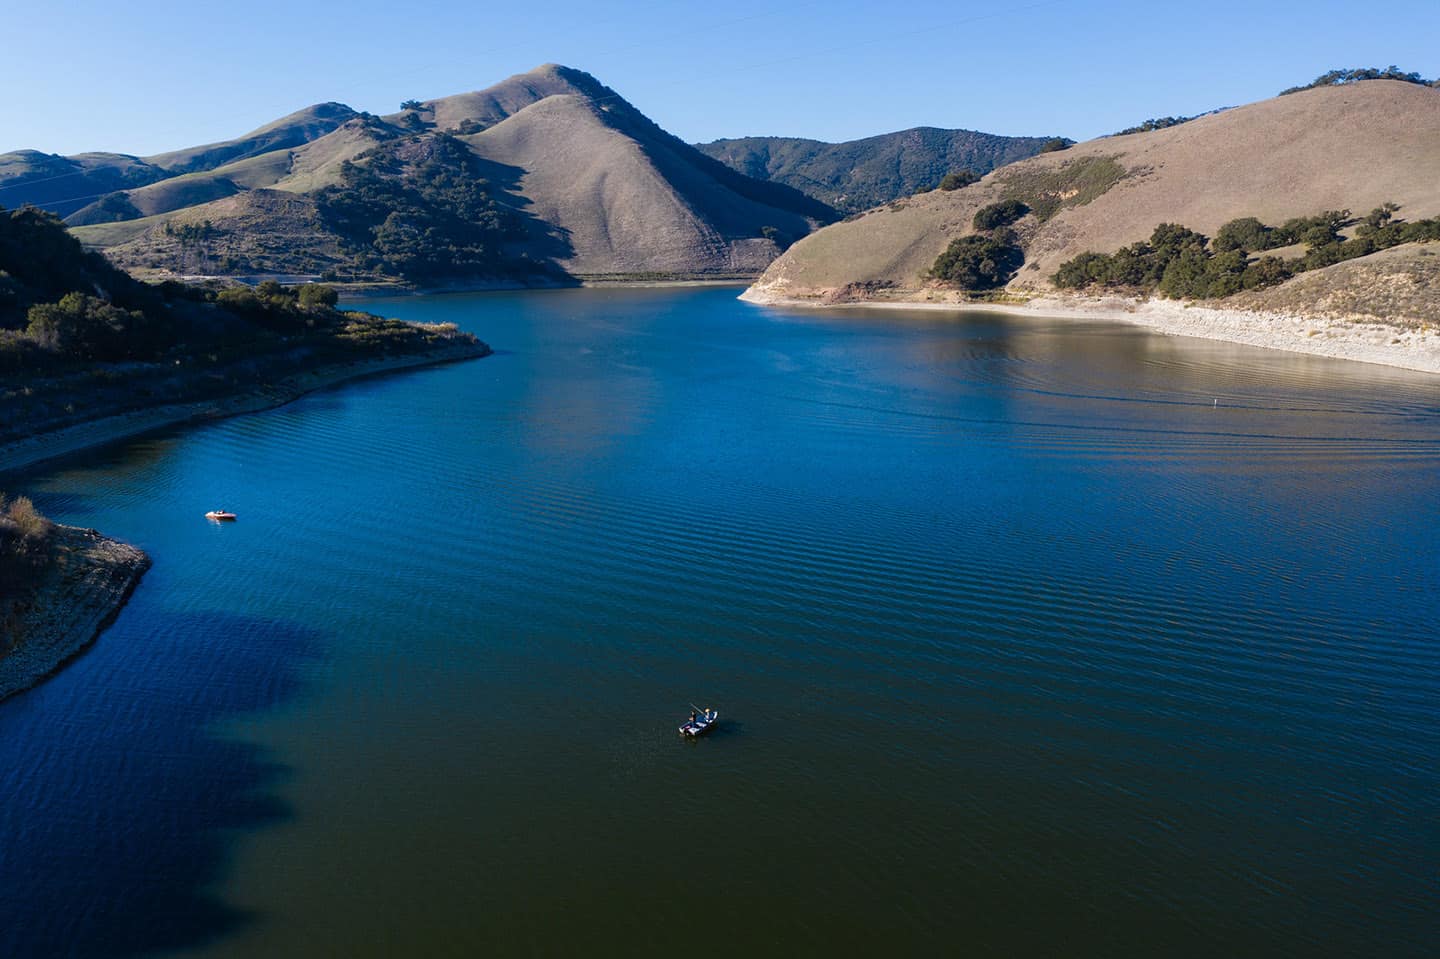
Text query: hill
142 102 359 175
695 127 1063 213
10 65 835 285
744 80 1440 312
0 150 169 220
0 104 359 222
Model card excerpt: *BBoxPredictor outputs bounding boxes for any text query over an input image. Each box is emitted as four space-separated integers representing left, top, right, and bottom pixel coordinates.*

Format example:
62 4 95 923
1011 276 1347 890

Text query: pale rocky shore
740 289 1440 375
0 338 490 477
0 526 150 703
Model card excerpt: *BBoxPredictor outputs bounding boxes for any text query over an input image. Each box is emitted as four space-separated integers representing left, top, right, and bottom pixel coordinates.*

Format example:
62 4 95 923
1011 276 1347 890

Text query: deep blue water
2 287 1438 957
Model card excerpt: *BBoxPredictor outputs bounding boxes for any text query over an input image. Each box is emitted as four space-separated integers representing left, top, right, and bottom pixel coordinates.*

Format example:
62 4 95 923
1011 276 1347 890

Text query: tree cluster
931 197 1030 290
0 203 365 370
315 134 523 283
1038 138 1072 153
1054 205 1440 299
930 233 1025 290
1113 116 1195 136
1280 66 1439 95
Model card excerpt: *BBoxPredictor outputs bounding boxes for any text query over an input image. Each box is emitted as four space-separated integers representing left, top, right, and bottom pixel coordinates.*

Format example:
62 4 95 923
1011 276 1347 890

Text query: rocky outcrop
0 526 150 703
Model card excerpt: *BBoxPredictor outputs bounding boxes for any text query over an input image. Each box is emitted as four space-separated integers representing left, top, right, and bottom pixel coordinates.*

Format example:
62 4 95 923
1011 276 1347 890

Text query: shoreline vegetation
738 288 1440 375
0 335 490 477
0 206 494 700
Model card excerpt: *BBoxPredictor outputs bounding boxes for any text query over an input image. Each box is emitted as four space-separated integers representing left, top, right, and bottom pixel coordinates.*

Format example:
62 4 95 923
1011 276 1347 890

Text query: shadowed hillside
0 151 168 220
745 80 1440 308
696 127 1063 213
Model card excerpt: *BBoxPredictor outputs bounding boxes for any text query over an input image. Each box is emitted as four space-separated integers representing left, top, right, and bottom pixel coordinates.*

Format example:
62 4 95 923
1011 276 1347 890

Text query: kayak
679 708 718 737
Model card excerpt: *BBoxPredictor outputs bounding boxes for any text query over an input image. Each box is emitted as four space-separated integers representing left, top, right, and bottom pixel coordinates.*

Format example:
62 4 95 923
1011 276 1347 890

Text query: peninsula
0 504 150 703
742 73 1440 374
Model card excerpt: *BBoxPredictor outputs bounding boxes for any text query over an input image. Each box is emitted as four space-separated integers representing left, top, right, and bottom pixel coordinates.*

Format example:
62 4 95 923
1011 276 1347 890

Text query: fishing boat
205 509 238 521
679 706 718 737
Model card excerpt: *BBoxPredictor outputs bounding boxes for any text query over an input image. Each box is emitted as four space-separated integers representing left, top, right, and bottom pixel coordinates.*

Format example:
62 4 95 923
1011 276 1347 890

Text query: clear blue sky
5 0 1438 156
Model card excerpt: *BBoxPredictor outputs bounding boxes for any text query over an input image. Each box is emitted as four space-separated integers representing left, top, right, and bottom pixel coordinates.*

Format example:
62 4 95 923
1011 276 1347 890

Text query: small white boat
205 510 238 521
679 707 718 737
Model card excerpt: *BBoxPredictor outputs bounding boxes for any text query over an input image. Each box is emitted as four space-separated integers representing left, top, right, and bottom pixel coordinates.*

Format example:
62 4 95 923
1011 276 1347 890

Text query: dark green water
3 287 1438 957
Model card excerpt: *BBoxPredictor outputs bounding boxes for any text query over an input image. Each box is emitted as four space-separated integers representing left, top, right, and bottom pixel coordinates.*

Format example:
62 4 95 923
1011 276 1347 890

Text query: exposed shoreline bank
0 526 150 704
0 338 490 479
740 289 1440 375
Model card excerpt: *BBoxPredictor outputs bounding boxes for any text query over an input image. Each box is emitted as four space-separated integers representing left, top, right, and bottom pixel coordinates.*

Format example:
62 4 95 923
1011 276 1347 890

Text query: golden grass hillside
65 64 834 282
1225 243 1440 327
747 80 1440 301
468 92 811 275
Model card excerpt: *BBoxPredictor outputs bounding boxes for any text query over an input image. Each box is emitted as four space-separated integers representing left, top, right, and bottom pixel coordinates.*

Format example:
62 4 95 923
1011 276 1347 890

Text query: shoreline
0 526 150 704
143 275 757 300
356 277 755 297
739 289 1440 375
0 338 490 479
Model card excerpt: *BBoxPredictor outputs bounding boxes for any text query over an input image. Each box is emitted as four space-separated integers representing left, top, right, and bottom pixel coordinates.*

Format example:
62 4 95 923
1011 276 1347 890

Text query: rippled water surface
4 287 1438 957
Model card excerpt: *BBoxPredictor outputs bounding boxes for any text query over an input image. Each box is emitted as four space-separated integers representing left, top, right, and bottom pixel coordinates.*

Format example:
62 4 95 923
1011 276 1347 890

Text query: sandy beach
0 339 489 479
740 289 1440 375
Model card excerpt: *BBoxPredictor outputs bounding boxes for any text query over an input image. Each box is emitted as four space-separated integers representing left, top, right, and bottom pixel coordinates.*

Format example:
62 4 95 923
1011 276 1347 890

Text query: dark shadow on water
0 610 323 958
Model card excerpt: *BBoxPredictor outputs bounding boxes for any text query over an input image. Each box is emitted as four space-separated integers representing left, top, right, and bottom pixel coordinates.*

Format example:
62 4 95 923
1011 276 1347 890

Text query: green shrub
938 170 980 191
26 292 145 360
1213 217 1272 253
1038 138 1071 153
0 493 55 590
298 284 339 308
973 200 1030 232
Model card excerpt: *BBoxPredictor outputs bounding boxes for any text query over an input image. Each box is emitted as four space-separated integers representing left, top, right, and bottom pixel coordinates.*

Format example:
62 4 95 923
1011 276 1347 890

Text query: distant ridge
2 65 839 284
696 127 1064 213
143 102 360 175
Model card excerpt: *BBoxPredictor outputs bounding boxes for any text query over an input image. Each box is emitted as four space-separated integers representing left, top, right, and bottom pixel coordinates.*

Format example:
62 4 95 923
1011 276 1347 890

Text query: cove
3 286 1438 957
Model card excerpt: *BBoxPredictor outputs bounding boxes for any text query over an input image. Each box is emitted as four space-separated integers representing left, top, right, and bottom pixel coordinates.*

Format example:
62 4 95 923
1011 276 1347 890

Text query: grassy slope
96 190 347 277
749 80 1440 299
1226 243 1440 327
143 102 358 173
399 63 602 132
695 127 1060 213
70 116 404 267
467 89 819 275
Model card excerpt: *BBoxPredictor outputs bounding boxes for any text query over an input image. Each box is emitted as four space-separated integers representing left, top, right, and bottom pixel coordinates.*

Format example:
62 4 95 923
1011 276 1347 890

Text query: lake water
3 287 1438 957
